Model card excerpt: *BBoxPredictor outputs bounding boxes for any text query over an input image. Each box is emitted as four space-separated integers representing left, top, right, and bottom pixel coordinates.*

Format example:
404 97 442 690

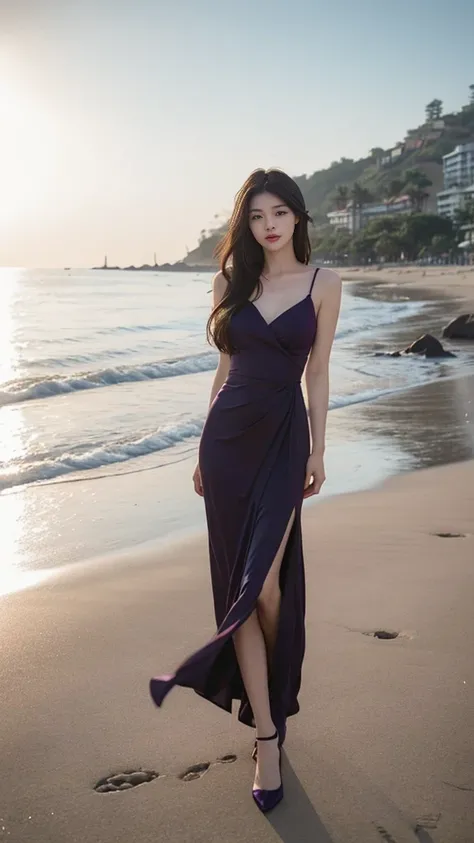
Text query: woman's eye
276 210 287 216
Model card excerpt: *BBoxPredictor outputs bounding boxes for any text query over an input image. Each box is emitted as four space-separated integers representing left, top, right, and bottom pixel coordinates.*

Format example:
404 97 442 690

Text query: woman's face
248 191 298 252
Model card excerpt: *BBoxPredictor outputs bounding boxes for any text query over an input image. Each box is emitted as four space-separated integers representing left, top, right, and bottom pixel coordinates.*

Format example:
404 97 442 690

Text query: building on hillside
377 117 447 169
404 118 445 149
327 195 412 233
379 143 405 168
437 142 474 218
404 137 424 151
327 207 352 230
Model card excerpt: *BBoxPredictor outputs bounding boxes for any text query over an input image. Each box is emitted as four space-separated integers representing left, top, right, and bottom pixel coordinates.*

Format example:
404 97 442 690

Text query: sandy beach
1 265 474 842
1 459 473 843
4 5 474 839
340 264 474 310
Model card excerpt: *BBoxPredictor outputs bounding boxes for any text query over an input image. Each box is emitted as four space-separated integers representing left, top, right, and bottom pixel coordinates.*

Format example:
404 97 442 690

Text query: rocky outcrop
442 314 474 340
403 334 456 357
376 333 456 358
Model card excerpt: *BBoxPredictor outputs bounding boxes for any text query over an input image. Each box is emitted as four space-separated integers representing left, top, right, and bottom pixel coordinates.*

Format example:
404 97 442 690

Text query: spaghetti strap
309 266 319 296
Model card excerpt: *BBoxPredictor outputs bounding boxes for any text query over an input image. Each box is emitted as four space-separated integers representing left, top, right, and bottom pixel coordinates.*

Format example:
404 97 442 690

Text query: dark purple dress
149 267 319 733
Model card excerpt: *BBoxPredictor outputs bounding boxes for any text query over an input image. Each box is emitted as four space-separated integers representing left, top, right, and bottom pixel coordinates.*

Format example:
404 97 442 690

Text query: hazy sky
1 0 473 268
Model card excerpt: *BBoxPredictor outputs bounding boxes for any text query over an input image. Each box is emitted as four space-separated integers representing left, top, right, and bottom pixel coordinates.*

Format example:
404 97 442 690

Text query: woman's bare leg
233 510 295 791
257 510 295 666
233 611 281 791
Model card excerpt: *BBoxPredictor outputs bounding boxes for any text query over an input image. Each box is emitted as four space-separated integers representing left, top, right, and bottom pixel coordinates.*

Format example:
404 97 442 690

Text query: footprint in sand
374 824 399 843
361 629 400 640
179 754 238 781
94 754 238 792
94 769 159 793
179 762 211 782
415 812 441 830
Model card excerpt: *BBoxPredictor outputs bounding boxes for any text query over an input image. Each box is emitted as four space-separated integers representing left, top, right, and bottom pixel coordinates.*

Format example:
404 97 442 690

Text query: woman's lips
265 235 280 242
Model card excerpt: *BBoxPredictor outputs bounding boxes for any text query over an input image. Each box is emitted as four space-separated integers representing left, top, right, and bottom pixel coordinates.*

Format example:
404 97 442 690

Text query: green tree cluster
312 203 474 265
332 168 433 214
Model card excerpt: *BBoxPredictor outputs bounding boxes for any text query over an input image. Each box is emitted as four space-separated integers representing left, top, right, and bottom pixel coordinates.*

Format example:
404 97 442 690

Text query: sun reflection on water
0 268 51 594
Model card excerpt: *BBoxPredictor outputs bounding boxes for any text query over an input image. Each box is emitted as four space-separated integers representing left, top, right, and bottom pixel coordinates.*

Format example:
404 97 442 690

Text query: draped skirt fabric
150 372 309 729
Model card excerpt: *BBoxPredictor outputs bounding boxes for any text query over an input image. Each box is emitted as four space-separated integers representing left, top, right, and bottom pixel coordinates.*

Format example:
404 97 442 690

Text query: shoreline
1 267 474 588
338 263 474 309
2 364 472 593
1 459 473 841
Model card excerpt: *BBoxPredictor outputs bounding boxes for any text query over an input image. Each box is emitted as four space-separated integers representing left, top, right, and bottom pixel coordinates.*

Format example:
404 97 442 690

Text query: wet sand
0 459 473 842
2 366 472 587
340 264 474 309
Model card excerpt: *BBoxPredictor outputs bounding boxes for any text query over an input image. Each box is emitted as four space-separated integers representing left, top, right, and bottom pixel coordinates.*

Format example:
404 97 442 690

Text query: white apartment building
327 195 412 232
437 142 474 218
437 184 474 217
327 207 352 230
442 142 474 188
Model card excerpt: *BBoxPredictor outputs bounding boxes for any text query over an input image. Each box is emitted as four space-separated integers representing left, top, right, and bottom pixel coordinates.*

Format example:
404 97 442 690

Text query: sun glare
0 66 58 231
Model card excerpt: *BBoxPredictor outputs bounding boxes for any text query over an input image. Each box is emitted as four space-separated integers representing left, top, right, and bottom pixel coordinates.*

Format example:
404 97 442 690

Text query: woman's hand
192 462 204 496
303 452 326 498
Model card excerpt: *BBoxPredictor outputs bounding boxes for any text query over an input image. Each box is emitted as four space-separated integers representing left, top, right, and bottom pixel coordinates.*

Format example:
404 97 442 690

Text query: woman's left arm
303 269 342 497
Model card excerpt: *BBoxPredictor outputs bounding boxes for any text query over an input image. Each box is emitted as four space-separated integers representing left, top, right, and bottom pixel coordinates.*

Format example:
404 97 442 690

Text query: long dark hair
206 168 313 354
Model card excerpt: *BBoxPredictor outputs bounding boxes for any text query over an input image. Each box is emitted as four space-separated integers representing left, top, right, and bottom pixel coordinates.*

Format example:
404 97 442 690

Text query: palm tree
403 169 432 212
351 182 373 208
350 182 373 232
453 200 474 239
334 185 349 210
405 186 429 213
384 178 405 202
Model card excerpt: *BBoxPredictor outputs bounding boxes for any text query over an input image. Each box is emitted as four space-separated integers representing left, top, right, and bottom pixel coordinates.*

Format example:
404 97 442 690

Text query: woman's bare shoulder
315 267 341 297
315 266 341 285
212 270 228 292
211 270 230 306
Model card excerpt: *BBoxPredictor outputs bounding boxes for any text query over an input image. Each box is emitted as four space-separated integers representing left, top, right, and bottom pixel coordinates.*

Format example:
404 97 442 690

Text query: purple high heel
251 729 283 813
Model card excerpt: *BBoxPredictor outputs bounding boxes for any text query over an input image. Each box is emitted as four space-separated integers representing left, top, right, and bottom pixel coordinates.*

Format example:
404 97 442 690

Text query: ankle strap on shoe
255 729 278 741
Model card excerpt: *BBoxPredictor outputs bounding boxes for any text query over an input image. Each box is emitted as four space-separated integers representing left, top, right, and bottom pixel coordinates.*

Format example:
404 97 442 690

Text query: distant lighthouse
102 255 108 269
154 252 157 267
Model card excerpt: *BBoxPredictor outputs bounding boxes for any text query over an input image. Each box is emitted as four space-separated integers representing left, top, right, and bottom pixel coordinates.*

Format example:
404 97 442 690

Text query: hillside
184 93 474 265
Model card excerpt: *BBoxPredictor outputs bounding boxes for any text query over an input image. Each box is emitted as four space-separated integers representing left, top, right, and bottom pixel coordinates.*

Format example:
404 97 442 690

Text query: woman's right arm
207 271 231 407
193 271 230 496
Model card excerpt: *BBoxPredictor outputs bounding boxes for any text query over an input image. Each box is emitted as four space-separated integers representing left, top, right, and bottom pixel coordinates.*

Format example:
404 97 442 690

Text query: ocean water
1 266 474 593
1 266 472 494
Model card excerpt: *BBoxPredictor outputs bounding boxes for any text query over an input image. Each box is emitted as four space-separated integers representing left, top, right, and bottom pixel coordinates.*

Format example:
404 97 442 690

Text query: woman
150 168 341 812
